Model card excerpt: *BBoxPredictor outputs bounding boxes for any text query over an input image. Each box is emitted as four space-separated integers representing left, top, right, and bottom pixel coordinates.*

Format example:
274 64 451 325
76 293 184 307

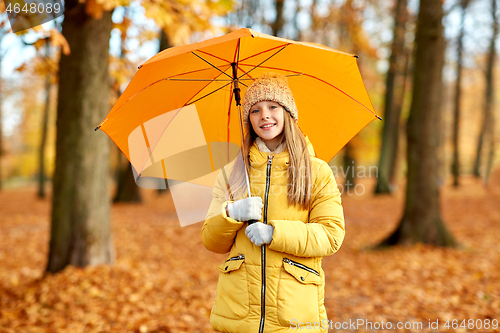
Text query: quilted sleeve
201 169 245 254
267 161 345 257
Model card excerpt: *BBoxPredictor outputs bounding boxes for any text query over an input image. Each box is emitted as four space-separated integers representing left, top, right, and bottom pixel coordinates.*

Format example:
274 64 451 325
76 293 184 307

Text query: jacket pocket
277 258 321 327
212 254 250 319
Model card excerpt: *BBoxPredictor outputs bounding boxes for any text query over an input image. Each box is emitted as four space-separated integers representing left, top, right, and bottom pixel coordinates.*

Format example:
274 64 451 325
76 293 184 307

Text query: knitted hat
242 72 298 125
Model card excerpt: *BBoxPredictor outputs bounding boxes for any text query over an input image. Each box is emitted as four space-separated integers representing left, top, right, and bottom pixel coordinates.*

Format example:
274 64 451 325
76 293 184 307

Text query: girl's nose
261 107 271 119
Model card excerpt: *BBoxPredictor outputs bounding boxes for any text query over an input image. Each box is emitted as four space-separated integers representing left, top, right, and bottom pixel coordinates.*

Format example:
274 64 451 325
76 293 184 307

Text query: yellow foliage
49 29 70 55
113 16 132 44
110 55 134 87
31 38 46 51
85 0 105 19
96 0 130 11
15 64 27 72
142 0 235 46
5 73 56 180
84 0 130 19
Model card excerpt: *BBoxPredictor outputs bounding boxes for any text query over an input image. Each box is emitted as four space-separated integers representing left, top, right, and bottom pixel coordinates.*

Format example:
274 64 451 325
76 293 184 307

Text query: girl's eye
251 109 259 113
270 106 277 109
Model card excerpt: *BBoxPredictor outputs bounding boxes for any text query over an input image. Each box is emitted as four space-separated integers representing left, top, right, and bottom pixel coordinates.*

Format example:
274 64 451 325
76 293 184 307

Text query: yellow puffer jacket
201 136 345 333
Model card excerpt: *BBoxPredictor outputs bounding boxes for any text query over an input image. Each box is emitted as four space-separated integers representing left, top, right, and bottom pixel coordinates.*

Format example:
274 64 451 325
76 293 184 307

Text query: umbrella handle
236 97 260 227
244 162 260 226
244 156 259 226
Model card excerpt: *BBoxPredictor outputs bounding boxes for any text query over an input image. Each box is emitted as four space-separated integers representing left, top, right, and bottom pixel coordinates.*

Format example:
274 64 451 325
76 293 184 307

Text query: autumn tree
450 0 470 187
375 0 409 194
272 0 285 37
473 0 498 185
378 0 456 247
37 41 52 198
47 3 116 273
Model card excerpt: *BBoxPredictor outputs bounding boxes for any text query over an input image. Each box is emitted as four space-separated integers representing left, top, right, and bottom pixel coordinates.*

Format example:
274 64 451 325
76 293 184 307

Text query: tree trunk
484 0 498 186
473 0 498 179
114 153 142 202
389 45 412 190
451 0 469 187
378 0 457 247
47 4 115 273
159 28 170 52
473 112 487 177
343 142 355 192
38 42 52 199
272 0 285 37
375 0 408 194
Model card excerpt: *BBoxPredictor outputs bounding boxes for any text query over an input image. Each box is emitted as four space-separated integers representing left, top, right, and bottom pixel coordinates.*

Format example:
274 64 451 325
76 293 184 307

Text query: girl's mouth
261 124 276 129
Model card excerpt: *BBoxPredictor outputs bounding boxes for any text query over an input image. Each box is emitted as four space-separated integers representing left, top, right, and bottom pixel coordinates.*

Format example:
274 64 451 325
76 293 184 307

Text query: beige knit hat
242 72 298 125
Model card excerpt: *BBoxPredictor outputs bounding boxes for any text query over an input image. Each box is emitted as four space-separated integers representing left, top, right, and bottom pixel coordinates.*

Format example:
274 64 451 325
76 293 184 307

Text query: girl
201 72 345 333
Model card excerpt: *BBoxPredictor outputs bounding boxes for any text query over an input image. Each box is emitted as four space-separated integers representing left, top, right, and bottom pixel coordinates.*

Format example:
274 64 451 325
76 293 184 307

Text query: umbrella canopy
97 27 380 178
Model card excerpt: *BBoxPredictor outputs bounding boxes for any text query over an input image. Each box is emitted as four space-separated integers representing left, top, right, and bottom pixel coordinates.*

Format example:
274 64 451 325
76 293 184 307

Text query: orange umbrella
95 27 380 203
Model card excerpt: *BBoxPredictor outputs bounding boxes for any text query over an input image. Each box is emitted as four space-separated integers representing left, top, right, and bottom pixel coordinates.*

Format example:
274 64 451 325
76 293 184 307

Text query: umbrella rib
192 52 233 81
237 73 302 81
238 65 254 82
236 44 289 80
101 47 283 127
185 81 233 106
183 63 236 107
197 50 232 64
229 38 240 146
167 78 232 82
235 40 251 85
97 66 232 126
238 43 290 63
168 66 224 78
233 41 249 88
238 64 379 118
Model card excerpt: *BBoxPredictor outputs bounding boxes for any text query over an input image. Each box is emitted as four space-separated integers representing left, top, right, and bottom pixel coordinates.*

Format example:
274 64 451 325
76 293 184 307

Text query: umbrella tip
94 126 101 131
138 65 142 69
376 115 383 121
354 55 359 58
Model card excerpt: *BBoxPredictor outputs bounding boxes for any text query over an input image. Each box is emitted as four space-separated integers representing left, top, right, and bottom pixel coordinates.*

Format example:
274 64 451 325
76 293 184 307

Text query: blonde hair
225 108 313 211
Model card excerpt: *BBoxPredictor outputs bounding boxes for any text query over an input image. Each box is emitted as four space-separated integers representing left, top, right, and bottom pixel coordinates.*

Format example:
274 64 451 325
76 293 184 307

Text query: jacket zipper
283 258 320 276
225 254 244 261
259 154 273 333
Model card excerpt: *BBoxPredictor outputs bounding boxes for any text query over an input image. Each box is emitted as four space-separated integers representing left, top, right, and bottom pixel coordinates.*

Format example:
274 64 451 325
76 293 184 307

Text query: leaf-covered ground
1 170 499 333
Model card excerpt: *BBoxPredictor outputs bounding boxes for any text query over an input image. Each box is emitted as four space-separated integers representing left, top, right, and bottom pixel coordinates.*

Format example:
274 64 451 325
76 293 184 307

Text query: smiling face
249 100 285 151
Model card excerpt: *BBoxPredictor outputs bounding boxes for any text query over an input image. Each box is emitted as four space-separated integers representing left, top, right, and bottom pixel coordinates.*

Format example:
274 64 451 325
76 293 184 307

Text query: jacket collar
254 137 287 154
249 135 316 169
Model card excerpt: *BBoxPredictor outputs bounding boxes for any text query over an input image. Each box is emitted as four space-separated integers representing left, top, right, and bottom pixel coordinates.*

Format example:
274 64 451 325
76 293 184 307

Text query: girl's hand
227 196 263 222
245 222 274 246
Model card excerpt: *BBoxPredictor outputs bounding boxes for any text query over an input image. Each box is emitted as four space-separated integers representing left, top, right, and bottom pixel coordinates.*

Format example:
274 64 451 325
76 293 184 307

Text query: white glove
227 196 263 222
245 222 274 246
